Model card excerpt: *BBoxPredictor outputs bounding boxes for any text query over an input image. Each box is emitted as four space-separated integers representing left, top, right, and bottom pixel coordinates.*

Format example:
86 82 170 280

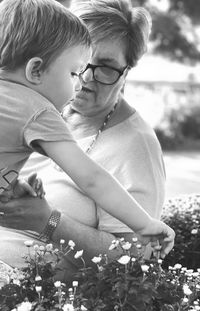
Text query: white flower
13 279 21 286
39 245 45 251
98 266 104 272
132 237 138 243
131 257 136 262
91 256 102 264
35 286 42 292
192 272 199 278
183 284 192 296
62 303 74 311
54 281 61 288
117 255 130 265
158 259 163 265
122 242 132 250
60 239 65 244
194 301 200 306
181 267 187 272
24 240 34 247
174 263 182 269
183 297 189 303
68 240 75 248
72 281 78 287
141 264 149 272
136 244 142 249
74 250 83 259
17 301 32 311
109 240 119 250
191 229 198 234
33 244 39 251
46 243 53 251
35 275 42 282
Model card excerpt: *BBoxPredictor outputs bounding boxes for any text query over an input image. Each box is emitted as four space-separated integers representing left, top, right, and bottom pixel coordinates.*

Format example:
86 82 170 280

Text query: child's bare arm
137 219 175 258
39 140 175 257
39 140 151 227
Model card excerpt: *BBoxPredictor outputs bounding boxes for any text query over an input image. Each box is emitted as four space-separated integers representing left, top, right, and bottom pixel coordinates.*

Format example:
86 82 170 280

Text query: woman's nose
74 76 82 92
80 68 94 83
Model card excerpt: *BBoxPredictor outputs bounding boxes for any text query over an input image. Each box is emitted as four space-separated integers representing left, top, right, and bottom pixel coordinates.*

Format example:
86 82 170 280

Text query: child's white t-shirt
0 79 75 194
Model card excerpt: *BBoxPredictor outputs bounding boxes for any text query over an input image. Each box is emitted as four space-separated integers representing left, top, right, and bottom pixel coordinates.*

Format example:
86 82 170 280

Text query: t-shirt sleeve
23 108 76 149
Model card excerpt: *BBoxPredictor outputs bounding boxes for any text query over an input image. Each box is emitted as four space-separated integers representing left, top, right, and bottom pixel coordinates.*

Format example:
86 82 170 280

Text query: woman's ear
25 57 43 84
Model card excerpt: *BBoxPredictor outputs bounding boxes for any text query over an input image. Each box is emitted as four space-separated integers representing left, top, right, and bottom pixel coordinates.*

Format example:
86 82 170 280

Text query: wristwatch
39 210 61 243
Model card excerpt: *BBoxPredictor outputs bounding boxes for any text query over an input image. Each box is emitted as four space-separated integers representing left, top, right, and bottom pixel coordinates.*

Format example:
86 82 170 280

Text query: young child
0 0 175 257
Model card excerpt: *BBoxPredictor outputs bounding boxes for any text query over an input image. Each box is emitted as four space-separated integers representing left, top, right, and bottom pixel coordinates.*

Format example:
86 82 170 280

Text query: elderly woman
0 0 166 272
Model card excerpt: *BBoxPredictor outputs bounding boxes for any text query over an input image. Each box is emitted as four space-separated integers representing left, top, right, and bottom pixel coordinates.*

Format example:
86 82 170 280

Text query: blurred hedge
161 194 200 270
155 105 200 150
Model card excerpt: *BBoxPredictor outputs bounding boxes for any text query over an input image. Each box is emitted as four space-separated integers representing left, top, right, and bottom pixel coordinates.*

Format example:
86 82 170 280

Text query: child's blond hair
0 0 91 71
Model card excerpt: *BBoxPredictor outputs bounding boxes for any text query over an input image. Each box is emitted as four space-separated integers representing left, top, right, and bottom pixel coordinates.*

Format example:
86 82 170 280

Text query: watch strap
39 210 61 243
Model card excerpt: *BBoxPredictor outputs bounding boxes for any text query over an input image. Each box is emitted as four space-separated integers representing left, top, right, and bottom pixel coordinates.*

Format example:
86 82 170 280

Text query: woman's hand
0 197 52 234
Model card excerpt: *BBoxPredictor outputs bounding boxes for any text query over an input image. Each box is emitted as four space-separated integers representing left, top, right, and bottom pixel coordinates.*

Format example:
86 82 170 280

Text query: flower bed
0 194 200 311
0 236 200 311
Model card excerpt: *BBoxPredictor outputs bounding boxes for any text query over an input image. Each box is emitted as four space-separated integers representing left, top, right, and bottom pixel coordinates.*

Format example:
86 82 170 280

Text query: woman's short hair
0 0 91 71
71 0 152 67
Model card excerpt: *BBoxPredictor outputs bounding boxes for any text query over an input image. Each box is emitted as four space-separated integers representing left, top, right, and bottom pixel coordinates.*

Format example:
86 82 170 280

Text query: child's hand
137 218 175 258
27 172 45 198
13 173 45 199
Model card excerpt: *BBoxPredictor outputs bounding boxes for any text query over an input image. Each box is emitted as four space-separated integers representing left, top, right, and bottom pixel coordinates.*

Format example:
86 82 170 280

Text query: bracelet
39 210 61 243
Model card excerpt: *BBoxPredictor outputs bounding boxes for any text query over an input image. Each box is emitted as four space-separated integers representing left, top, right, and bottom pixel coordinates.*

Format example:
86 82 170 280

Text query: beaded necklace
86 102 118 153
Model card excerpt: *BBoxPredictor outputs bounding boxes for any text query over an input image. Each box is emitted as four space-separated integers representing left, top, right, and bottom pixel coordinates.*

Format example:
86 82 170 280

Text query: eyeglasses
79 63 128 85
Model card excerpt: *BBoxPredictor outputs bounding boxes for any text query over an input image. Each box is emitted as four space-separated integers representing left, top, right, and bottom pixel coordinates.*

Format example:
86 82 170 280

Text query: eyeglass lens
81 65 121 85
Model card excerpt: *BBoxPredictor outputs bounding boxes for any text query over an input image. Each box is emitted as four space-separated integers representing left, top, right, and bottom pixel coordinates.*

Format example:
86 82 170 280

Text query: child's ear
25 57 43 84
